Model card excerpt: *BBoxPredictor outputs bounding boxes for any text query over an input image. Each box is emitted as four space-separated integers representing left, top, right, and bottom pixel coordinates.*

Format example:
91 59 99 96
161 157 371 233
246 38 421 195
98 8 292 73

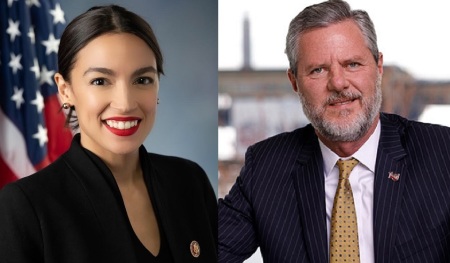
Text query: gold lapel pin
190 240 200 258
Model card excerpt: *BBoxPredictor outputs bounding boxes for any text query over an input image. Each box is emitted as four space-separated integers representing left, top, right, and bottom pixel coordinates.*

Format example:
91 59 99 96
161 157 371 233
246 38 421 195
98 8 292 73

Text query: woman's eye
134 77 153 85
91 78 106 85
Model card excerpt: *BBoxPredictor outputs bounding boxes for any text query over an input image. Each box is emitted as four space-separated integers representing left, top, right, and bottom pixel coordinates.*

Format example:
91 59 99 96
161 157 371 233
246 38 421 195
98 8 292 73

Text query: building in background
218 17 450 199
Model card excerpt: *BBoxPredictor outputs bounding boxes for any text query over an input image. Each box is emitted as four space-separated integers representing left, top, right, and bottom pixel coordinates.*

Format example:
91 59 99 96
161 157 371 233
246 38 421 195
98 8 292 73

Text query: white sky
219 0 450 81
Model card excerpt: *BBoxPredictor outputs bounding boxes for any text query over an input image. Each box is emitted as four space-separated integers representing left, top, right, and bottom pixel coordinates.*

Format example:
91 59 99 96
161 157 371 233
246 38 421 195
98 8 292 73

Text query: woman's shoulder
0 156 70 215
4 155 67 188
147 153 204 173
145 153 211 188
0 152 80 204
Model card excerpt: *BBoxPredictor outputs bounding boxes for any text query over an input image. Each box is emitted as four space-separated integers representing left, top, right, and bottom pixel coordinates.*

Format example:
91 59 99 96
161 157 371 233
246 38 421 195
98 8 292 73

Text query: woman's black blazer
0 134 217 262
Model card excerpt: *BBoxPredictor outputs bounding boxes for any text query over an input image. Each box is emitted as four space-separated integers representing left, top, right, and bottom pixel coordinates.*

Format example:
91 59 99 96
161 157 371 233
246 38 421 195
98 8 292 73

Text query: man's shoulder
381 112 450 135
381 112 450 152
249 124 315 154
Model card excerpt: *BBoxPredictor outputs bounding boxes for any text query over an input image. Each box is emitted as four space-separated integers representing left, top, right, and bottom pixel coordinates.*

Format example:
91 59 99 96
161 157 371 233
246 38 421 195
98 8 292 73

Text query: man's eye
348 62 360 68
311 68 323 74
91 78 106 85
134 77 153 85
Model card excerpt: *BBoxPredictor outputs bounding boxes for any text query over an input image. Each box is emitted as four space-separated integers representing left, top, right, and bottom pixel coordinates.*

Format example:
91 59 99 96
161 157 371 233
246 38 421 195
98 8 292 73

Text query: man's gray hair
285 0 379 75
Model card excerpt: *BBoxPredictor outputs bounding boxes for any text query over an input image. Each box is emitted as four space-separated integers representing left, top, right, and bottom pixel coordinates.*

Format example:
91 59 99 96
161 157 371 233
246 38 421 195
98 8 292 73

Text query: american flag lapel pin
388 172 400 182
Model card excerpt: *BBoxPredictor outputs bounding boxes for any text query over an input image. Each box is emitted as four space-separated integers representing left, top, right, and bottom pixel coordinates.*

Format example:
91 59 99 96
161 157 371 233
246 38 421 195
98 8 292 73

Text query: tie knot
336 158 359 179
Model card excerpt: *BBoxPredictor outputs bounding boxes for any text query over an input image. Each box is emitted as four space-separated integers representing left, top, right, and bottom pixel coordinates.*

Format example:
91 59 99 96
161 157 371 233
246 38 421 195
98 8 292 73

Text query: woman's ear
54 73 73 105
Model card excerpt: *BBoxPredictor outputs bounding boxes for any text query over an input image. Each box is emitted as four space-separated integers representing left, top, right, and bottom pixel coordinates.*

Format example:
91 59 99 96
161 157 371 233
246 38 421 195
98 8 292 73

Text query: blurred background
218 1 450 261
0 0 218 194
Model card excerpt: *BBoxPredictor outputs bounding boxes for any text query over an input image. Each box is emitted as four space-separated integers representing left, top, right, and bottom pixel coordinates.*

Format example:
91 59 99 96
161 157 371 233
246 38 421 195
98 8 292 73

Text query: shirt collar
319 119 381 177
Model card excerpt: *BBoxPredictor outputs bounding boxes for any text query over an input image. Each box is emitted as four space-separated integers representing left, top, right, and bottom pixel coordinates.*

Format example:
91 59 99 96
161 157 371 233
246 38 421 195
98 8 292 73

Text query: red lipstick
103 117 140 137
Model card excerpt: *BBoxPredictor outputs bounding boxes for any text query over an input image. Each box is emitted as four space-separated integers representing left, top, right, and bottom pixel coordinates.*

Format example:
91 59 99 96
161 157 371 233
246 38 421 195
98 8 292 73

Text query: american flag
0 0 72 188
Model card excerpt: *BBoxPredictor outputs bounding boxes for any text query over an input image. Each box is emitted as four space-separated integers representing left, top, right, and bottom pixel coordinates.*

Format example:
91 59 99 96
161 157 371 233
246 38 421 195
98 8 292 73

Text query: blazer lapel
373 114 407 263
144 153 217 262
63 135 136 262
291 127 328 263
143 162 180 260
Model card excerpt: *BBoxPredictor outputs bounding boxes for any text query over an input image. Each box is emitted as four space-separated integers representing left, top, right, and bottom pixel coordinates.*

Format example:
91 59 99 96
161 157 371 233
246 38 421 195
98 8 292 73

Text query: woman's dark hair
58 5 164 128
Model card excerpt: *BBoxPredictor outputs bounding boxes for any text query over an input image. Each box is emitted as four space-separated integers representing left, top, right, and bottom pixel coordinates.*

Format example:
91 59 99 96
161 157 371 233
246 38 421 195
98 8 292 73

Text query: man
218 0 450 262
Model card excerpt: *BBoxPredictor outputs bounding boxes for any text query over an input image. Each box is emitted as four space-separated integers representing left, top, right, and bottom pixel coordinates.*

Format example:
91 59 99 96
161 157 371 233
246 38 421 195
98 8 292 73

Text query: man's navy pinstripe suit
218 113 450 262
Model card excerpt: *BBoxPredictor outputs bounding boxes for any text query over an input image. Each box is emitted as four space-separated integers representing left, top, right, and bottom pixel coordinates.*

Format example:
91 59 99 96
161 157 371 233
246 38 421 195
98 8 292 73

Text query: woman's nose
110 84 137 112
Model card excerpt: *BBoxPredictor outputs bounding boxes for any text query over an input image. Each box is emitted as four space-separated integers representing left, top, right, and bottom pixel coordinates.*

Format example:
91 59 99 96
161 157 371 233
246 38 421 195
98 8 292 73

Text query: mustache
325 90 362 105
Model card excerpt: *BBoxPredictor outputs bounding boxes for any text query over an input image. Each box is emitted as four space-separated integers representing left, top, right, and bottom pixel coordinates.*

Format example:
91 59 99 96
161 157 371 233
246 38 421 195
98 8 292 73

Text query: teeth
105 120 138 130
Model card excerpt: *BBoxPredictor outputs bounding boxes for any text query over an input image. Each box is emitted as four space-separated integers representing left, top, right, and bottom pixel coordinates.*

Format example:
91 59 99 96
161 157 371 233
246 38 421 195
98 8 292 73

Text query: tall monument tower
242 14 252 71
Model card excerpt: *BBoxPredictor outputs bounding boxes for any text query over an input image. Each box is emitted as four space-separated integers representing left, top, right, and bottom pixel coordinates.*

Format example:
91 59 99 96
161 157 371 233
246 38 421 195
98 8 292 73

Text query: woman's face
56 33 159 157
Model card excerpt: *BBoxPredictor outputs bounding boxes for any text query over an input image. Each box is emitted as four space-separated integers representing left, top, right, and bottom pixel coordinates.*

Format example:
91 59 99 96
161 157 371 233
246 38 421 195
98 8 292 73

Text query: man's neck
316 115 379 157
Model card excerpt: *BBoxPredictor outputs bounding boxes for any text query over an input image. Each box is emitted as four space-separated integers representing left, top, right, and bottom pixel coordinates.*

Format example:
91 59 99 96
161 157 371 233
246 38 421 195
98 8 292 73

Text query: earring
157 98 160 105
62 102 71 109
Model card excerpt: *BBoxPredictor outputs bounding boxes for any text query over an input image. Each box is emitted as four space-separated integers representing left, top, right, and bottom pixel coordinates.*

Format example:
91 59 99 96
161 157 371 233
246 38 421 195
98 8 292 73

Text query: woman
0 5 217 262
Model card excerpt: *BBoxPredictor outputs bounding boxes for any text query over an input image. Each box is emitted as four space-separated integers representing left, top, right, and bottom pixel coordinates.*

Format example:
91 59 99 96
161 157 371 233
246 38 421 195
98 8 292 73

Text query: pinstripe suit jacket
218 113 450 263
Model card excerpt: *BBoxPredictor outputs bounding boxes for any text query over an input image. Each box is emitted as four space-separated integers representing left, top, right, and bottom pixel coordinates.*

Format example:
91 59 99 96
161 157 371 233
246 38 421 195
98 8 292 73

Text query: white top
319 120 381 263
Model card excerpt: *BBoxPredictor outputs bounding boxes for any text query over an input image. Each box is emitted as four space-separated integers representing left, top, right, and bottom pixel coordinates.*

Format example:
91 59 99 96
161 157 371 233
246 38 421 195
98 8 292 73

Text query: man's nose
327 66 349 92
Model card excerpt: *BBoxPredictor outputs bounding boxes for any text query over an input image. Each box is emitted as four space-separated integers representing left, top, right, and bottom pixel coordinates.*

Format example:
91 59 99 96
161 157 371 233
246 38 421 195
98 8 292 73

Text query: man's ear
54 73 73 105
377 52 384 75
287 69 299 93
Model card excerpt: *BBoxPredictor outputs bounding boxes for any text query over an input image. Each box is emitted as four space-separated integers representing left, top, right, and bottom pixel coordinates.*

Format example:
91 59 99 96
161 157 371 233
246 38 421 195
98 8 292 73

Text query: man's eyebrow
83 67 115 76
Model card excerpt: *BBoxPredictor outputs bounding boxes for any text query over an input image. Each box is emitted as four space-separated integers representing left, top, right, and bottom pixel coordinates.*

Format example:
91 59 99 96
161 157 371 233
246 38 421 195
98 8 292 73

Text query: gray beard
299 75 382 142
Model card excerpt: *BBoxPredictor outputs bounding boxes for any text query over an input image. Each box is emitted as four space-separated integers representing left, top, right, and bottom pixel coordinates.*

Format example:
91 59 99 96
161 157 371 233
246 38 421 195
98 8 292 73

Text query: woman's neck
100 150 142 185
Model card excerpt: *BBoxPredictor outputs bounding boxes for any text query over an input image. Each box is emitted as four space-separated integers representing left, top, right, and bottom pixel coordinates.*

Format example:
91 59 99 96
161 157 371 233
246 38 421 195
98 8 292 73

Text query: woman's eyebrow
82 66 157 77
132 66 157 77
83 67 115 76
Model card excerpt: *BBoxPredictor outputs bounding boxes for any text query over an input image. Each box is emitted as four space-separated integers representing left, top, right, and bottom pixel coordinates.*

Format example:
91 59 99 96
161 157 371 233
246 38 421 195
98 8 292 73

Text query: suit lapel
291 127 328 263
373 114 407 262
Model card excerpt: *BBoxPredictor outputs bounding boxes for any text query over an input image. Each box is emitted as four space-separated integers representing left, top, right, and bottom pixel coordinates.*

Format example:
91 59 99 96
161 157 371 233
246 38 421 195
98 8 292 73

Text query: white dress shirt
319 120 380 263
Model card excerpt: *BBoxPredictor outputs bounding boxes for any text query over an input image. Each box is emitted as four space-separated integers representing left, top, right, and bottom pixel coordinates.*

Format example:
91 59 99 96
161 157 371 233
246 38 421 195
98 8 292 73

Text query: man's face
288 20 383 142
